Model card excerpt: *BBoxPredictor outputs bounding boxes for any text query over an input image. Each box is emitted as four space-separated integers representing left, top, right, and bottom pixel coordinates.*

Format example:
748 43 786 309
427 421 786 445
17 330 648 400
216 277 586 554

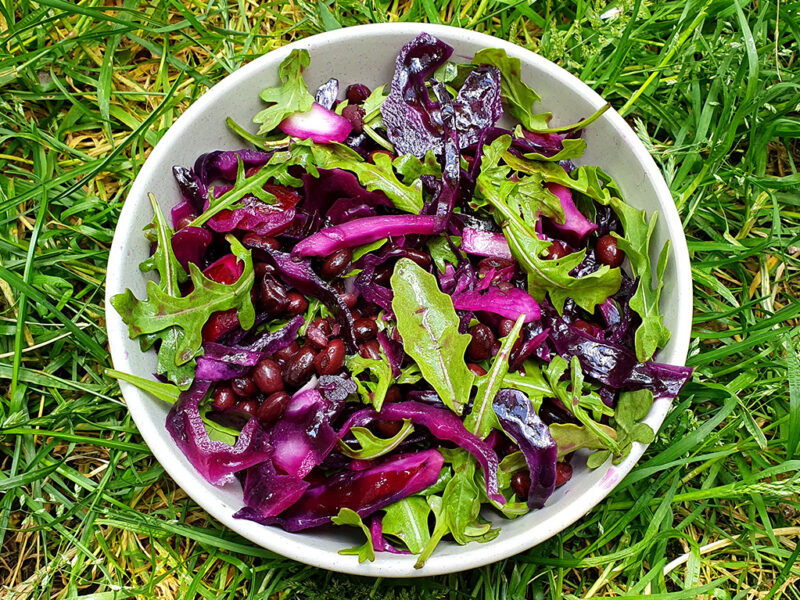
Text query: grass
1 0 799 597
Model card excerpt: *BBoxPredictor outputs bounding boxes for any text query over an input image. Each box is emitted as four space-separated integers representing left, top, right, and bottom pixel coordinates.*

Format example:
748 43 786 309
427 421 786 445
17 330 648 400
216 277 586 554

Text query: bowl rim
105 22 693 577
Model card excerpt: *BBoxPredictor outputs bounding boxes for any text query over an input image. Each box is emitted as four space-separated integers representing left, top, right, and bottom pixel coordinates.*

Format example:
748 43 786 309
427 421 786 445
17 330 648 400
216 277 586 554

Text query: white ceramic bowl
105 23 692 577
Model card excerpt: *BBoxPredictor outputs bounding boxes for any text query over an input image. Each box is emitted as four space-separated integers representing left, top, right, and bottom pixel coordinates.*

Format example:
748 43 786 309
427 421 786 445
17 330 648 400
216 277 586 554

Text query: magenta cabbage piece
493 389 557 509
302 168 393 224
172 165 207 212
370 516 411 554
545 183 597 242
292 215 438 258
339 401 505 504
205 195 297 236
381 33 454 158
452 66 503 148
259 450 444 531
279 102 353 143
171 226 213 272
271 389 338 479
377 330 404 378
194 149 273 184
263 250 357 352
462 227 513 259
233 461 309 521
170 199 197 227
452 286 541 322
165 380 272 486
548 317 692 399
508 323 551 370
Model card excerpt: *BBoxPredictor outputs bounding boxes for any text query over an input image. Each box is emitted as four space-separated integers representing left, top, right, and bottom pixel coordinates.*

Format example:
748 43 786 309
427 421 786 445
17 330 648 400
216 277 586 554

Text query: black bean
286 292 309 316
478 257 515 271
596 235 625 267
256 391 291 424
510 470 531 500
376 420 403 437
467 363 487 377
403 249 432 270
320 248 352 279
242 233 281 251
314 339 346 375
284 347 317 388
385 385 402 405
236 399 258 415
353 318 378 343
358 339 381 360
252 358 283 395
468 324 495 362
231 376 258 397
341 104 365 134
545 240 570 260
497 318 515 338
212 384 236 411
340 292 358 309
345 83 371 104
273 341 300 363
260 275 290 314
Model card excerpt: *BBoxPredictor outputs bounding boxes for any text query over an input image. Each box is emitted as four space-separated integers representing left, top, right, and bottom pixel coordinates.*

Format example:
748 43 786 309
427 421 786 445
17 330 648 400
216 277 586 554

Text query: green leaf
586 450 611 469
616 389 655 431
331 508 375 563
381 497 431 554
465 314 525 439
351 238 387 262
105 369 180 404
253 49 315 135
111 236 256 365
549 423 618 460
345 352 392 411
426 235 461 274
337 419 414 459
472 48 547 131
442 452 481 545
391 259 475 414
502 361 550 404
521 137 587 162
307 143 424 213
394 150 442 184
361 84 388 121
610 198 672 361
415 495 448 569
504 223 621 314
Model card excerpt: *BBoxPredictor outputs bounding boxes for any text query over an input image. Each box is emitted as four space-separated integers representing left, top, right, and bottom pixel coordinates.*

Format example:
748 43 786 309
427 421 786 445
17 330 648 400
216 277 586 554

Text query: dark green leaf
253 49 315 135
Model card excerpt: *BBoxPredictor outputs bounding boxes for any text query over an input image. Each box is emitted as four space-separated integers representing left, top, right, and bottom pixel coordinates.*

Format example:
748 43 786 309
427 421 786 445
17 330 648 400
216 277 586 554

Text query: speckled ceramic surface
105 23 692 577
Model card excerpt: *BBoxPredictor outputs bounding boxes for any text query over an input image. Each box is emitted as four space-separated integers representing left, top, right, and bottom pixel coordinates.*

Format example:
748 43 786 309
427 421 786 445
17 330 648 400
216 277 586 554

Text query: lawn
1 0 799 598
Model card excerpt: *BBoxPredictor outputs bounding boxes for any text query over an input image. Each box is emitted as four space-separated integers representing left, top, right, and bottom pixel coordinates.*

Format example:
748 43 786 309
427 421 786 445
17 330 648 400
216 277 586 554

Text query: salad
111 33 692 566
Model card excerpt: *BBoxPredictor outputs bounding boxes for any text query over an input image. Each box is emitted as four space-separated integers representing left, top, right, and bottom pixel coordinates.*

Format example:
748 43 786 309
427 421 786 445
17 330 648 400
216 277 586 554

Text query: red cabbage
339 401 505 504
165 380 272 485
377 330 404 378
381 33 454 157
314 78 339 109
493 389 557 508
172 165 207 212
545 183 597 242
233 461 309 521
302 168 393 224
171 226 213 273
425 80 461 232
203 253 243 285
205 185 299 236
453 66 503 147
292 215 438 258
262 250 357 352
279 102 352 143
317 374 358 406
452 286 541 322
271 389 337 479
548 317 692 399
462 227 513 260
194 149 273 184
261 450 444 531
508 322 551 370
170 198 197 227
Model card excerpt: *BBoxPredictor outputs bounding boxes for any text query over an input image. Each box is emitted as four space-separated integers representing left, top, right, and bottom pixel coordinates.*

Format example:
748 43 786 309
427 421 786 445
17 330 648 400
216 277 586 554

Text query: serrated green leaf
442 452 480 545
337 419 414 460
381 497 431 554
472 48 546 131
253 49 315 135
394 150 442 184
111 236 255 365
465 314 525 439
502 361 550 403
331 508 375 563
549 423 618 460
610 197 672 361
391 259 475 414
345 352 392 411
521 137 587 162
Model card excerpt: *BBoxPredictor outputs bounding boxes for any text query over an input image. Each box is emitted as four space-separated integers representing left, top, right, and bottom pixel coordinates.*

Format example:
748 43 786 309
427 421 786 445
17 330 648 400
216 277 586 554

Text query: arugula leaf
545 356 619 453
381 497 431 554
502 361 550 403
331 508 375 563
549 423 618 460
136 195 196 388
610 198 672 361
361 84 388 122
609 389 656 465
345 352 392 411
465 314 525 439
111 236 256 365
307 143 424 213
337 419 415 459
442 452 481 545
394 150 442 184
522 137 587 162
426 235 460 274
391 259 475 414
472 48 550 131
415 495 448 569
503 211 622 314
253 49 315 135
105 368 180 404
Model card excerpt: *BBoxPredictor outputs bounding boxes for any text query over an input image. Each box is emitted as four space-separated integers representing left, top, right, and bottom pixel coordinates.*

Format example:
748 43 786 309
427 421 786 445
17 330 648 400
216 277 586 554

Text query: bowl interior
105 23 692 577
